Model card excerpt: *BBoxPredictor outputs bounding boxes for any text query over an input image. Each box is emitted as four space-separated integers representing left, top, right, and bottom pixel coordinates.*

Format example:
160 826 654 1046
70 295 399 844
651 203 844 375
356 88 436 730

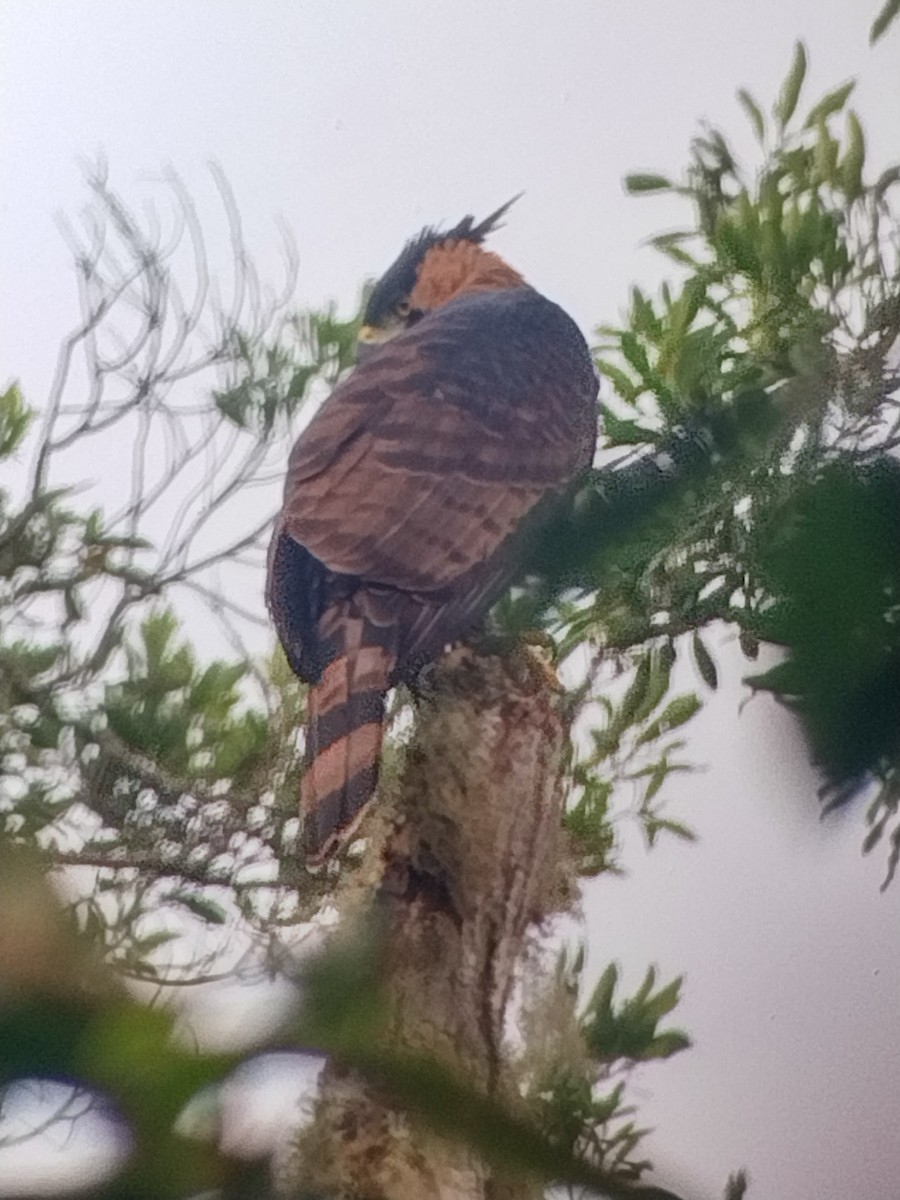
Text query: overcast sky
3 3 900 1198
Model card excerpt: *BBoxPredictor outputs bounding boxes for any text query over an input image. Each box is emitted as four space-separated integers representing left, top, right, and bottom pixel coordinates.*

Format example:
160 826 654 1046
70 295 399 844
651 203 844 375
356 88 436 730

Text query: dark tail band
300 620 393 864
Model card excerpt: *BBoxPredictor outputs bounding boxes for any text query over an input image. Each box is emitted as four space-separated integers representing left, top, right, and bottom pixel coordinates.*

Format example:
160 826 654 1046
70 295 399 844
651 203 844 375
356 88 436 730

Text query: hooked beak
356 324 394 363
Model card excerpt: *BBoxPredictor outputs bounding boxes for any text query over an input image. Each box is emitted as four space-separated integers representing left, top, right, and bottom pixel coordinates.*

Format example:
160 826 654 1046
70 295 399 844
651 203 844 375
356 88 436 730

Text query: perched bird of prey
267 200 598 864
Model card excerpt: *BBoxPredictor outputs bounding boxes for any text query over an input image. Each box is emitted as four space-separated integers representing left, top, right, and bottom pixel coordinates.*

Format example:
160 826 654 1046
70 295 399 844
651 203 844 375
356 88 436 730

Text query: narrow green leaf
590 1082 625 1123
134 930 178 954
871 0 900 44
714 216 760 278
874 165 900 202
641 975 683 1021
601 407 653 446
841 111 866 199
0 383 33 459
630 286 661 337
619 331 653 382
624 173 673 194
691 631 719 690
632 966 657 1006
168 893 228 925
643 762 671 804
726 1170 750 1200
650 233 701 267
595 359 639 403
588 963 619 1019
636 693 702 743
736 88 765 143
648 817 697 843
641 1030 692 1060
648 230 692 253
630 649 675 726
614 654 653 731
863 818 888 855
775 42 807 129
803 80 856 128
813 118 840 185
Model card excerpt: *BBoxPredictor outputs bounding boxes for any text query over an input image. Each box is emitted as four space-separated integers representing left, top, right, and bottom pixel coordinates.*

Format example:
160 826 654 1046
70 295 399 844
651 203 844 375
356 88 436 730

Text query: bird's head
358 195 525 353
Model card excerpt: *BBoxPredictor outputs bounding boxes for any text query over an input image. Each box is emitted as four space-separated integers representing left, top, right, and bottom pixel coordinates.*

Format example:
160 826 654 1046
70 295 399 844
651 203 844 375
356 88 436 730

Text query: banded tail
301 607 395 865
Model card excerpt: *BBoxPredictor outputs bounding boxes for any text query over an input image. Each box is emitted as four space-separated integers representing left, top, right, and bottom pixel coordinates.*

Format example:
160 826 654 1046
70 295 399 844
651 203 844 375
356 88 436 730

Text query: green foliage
600 45 887 433
0 383 31 459
213 306 361 434
725 1170 750 1200
544 43 900 875
517 946 690 1194
581 963 691 1064
691 630 718 690
105 610 266 784
0 172 353 947
803 80 856 129
871 0 900 44
564 772 617 876
0 880 696 1200
0 171 362 1190
623 173 673 194
774 42 807 131
0 846 271 1200
1 520 304 912
565 642 698 875
743 457 900 884
737 89 766 144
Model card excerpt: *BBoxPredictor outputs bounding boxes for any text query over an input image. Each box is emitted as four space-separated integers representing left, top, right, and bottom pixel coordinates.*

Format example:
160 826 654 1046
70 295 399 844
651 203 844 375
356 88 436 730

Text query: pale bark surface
287 646 570 1200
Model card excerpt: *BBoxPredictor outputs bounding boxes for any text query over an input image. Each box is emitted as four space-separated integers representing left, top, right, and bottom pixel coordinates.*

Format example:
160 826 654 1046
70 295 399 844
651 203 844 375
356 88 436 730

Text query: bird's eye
395 299 412 318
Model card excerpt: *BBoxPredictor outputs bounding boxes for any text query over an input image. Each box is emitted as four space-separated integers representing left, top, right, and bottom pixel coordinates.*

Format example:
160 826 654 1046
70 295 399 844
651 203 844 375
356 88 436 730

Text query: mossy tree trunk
289 646 570 1200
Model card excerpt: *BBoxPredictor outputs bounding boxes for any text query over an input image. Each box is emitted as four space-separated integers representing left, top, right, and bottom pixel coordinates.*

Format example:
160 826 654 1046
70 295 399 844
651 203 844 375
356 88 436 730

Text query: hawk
267 200 598 864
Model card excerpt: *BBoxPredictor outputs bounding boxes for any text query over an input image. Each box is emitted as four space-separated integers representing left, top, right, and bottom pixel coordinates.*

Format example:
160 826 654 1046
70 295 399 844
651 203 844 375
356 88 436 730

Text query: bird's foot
514 639 564 693
469 627 562 692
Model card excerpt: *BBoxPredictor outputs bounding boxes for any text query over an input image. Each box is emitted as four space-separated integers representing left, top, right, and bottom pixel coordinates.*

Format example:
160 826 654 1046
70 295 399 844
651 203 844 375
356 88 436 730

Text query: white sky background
3 2 900 1197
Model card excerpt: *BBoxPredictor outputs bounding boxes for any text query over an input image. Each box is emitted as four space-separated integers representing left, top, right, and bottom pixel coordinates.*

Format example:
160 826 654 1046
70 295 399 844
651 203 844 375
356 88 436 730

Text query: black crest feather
363 194 523 327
